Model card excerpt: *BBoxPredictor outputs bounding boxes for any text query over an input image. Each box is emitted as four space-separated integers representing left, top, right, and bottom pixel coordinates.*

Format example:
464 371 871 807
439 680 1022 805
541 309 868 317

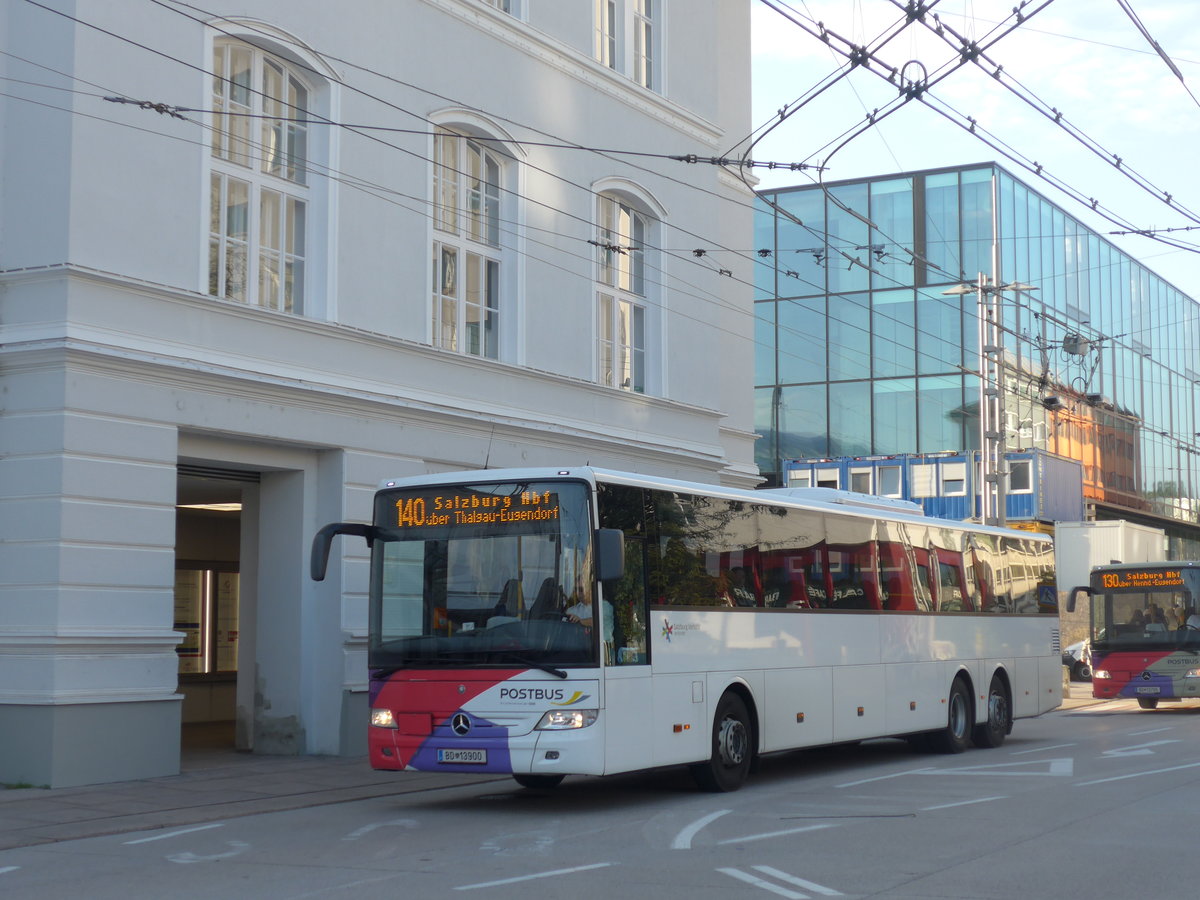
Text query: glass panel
917 287 962 374
873 378 917 455
872 289 915 378
869 178 914 288
778 384 828 460
827 184 869 293
918 375 964 453
829 381 871 456
827 292 870 381
924 172 960 280
778 296 825 384
960 168 993 279
755 301 776 387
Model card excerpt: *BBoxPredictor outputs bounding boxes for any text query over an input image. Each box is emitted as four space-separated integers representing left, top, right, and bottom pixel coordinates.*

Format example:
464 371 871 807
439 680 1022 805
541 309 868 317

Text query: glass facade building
755 164 1200 554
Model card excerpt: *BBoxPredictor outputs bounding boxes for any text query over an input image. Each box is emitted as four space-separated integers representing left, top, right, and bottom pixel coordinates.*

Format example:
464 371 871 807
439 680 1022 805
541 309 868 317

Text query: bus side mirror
1066 586 1091 614
311 522 376 582
595 528 625 583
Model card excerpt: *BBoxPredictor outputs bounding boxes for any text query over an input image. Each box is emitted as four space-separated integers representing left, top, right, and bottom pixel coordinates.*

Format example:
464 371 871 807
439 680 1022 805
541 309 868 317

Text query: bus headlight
370 708 397 728
535 709 598 730
1185 669 1200 679
1092 669 1110 680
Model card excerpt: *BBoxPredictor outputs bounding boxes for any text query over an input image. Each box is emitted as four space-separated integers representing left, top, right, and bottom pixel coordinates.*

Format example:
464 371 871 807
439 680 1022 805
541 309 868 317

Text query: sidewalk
1 685 1102 852
0 744 504 852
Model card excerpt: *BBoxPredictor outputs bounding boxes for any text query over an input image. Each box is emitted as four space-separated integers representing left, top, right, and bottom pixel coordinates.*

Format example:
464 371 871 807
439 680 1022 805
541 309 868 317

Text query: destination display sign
1098 568 1187 591
379 485 566 537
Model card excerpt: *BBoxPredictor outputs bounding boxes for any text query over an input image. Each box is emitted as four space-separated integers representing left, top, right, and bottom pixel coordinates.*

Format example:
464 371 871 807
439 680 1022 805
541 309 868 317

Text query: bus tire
1137 698 1159 710
691 691 753 792
971 675 1009 749
931 678 972 754
512 773 565 789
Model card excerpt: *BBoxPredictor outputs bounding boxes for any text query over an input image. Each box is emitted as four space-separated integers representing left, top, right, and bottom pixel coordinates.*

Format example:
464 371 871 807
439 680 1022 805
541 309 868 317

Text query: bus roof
375 466 1051 544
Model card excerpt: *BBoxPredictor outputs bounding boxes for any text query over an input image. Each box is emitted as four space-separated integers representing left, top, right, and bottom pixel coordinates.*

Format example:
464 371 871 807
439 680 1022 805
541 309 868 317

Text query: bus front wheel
691 692 753 792
931 678 972 754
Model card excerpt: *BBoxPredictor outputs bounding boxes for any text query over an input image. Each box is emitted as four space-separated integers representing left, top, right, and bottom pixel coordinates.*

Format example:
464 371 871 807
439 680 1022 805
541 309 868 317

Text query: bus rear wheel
512 774 565 789
691 692 753 792
1137 698 1159 710
930 678 972 754
971 675 1009 749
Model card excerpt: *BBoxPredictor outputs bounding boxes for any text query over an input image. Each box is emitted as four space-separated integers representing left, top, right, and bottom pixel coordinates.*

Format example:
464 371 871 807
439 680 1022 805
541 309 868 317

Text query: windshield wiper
494 653 568 679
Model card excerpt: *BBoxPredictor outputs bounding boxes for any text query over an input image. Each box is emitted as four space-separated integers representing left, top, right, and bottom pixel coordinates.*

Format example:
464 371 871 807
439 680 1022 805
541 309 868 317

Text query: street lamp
943 276 1038 527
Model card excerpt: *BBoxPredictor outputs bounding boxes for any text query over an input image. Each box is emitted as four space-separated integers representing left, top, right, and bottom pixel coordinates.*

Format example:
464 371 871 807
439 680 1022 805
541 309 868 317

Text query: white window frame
816 468 839 489
208 40 313 314
593 0 662 92
1007 459 1034 494
849 468 871 494
596 192 649 392
431 125 506 359
940 461 967 496
877 464 902 497
910 463 936 498
787 469 812 488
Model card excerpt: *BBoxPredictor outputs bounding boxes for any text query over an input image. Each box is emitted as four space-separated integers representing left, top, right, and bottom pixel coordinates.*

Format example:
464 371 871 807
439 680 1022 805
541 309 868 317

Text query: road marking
122 823 224 845
343 819 418 841
1102 740 1180 757
920 795 1006 811
0 867 20 876
719 867 808 899
719 866 843 898
1076 760 1200 786
919 758 1073 777
1127 727 1173 736
168 841 250 864
454 862 612 890
672 809 731 849
835 767 933 788
717 823 835 845
753 866 843 895
1011 743 1075 755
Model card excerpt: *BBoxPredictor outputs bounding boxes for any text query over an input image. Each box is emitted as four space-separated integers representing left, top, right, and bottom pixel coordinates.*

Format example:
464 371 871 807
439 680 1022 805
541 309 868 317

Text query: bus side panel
650 674 708 766
1010 656 1043 718
832 665 887 742
1039 653 1065 713
762 668 832 751
883 661 945 734
601 668 654 774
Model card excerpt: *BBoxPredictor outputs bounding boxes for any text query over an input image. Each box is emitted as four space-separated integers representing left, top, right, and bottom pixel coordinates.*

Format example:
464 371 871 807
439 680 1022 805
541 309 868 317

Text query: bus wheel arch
691 686 756 792
931 673 973 754
971 669 1011 748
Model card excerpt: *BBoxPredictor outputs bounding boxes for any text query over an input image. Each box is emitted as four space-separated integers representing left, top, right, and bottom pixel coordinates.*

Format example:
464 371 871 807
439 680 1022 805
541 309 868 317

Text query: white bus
311 467 1060 791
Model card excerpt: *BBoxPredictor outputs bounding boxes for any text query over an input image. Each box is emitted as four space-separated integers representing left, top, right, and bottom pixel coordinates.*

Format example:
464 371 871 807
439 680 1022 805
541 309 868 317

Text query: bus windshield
1090 567 1200 649
368 479 599 669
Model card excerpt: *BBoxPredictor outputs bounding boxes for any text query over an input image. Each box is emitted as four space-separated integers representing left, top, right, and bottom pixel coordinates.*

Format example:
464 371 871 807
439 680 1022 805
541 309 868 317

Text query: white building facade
0 0 755 786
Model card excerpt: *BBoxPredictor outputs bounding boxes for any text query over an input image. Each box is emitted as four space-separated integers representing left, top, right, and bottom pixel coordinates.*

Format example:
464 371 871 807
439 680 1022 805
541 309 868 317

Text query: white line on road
671 809 731 849
719 867 809 899
920 795 1006 811
454 862 613 890
1011 743 1076 755
1076 760 1200 786
717 823 835 845
1127 727 1173 736
835 767 933 788
122 823 224 845
0 867 20 876
342 818 417 841
1102 740 1180 757
753 865 843 895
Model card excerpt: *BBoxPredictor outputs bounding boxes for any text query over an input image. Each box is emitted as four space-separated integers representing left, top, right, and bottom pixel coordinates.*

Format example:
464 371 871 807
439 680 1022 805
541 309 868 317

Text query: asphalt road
2 692 1196 899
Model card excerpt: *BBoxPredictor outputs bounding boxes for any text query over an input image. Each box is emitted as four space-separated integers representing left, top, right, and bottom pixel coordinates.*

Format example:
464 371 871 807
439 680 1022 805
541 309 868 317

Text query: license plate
1135 686 1161 695
437 748 487 764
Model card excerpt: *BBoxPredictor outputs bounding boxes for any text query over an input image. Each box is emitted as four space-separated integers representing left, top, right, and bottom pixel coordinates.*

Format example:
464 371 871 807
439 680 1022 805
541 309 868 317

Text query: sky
748 0 1200 300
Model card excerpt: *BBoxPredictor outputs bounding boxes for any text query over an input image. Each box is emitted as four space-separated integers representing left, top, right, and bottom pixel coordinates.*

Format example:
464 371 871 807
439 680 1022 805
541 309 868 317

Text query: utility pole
945 277 1037 527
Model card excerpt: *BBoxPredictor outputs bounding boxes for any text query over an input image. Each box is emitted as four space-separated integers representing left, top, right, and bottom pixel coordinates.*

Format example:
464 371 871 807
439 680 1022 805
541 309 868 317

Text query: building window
941 462 967 496
596 194 648 391
481 0 511 11
432 127 503 358
594 0 660 91
209 41 309 313
1008 459 1033 493
788 469 812 488
878 465 902 497
850 469 871 493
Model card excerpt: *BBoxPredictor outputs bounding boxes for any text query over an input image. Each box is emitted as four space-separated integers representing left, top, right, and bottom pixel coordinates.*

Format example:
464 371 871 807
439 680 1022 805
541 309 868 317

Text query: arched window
596 192 653 392
431 126 506 359
209 40 311 313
